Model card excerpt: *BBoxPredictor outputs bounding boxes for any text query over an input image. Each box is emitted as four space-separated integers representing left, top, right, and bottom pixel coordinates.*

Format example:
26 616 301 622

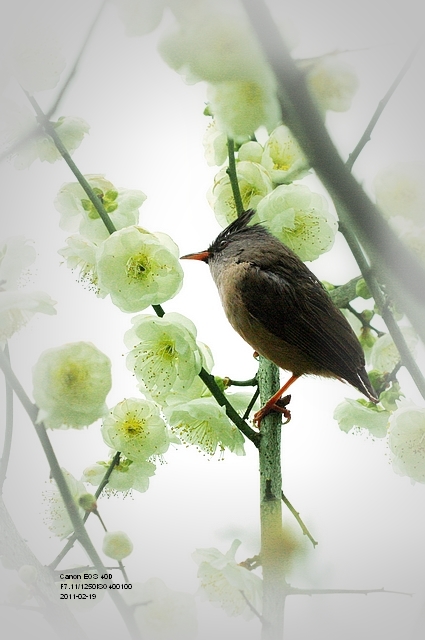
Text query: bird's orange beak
180 250 210 263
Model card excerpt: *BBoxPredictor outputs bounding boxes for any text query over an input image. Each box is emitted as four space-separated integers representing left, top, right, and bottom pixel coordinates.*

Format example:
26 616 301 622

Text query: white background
1 0 425 638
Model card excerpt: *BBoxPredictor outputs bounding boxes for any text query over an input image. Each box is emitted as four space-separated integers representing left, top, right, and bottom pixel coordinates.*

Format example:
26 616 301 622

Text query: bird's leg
253 374 299 428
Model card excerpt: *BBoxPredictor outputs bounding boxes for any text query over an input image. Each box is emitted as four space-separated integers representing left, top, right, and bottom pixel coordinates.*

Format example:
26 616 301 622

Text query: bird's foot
253 394 292 429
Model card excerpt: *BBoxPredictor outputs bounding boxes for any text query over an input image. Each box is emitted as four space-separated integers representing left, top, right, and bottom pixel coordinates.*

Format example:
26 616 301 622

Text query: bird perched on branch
181 209 378 426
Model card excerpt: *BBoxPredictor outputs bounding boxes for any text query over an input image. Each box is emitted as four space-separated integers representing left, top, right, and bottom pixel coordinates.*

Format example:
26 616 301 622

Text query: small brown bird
182 210 378 426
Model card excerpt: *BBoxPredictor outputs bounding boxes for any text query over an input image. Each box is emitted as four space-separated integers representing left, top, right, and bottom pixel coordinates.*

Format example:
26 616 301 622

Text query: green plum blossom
54 175 147 243
0 101 89 169
102 398 169 462
32 342 111 429
125 312 202 402
304 55 359 112
83 457 156 495
333 398 389 438
370 328 418 373
192 539 262 619
388 403 425 482
123 578 198 640
261 125 309 184
43 469 86 539
203 119 228 166
208 161 273 227
96 226 183 312
0 237 56 346
388 216 425 267
207 78 280 141
158 7 272 85
58 235 105 295
102 531 133 561
165 397 245 457
238 140 264 164
374 162 425 224
256 183 337 261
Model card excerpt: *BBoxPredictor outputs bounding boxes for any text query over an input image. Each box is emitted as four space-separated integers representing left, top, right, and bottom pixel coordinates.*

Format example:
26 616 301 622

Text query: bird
181 209 378 426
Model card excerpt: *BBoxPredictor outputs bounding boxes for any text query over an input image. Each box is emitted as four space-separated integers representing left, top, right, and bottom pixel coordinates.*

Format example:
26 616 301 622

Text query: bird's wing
238 260 366 382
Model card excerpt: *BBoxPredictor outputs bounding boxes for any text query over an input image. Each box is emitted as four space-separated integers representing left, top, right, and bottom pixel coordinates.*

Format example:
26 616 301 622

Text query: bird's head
181 209 267 265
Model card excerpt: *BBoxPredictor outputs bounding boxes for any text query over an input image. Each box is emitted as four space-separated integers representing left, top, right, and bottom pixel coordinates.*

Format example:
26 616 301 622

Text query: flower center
126 254 150 281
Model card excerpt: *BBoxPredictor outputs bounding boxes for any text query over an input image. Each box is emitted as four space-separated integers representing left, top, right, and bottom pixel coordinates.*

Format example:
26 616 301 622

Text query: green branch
25 93 117 235
226 137 244 217
0 350 141 640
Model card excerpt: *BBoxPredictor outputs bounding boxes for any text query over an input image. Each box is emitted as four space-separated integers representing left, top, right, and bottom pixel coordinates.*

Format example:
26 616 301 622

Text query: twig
241 0 425 346
226 137 244 217
24 93 117 235
346 37 424 170
0 350 141 640
0 1 106 166
46 1 107 120
0 344 13 492
281 492 318 548
339 222 425 401
49 452 121 570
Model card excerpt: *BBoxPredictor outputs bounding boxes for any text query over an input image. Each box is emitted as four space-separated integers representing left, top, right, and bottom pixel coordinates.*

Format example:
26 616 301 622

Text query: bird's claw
253 394 292 429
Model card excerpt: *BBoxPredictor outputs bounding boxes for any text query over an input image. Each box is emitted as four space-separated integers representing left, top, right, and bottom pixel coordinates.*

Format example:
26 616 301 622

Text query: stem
198 368 260 446
50 452 121 570
0 344 13 492
339 222 425 401
281 492 317 548
346 37 424 171
226 138 245 217
258 356 287 640
0 351 141 640
24 93 117 235
241 0 425 346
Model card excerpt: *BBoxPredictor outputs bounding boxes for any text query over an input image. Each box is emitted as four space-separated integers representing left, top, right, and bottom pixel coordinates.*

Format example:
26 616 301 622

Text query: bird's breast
211 261 328 376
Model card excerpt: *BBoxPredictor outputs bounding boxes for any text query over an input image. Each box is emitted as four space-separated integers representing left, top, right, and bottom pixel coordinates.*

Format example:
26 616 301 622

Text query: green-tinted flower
374 162 425 224
388 403 425 482
58 235 107 296
193 540 262 619
101 398 169 462
96 226 183 312
125 312 202 402
102 531 133 561
143 340 213 407
43 469 86 539
0 237 56 346
54 175 147 243
208 161 273 228
388 217 425 267
370 328 417 373
123 578 198 640
305 55 359 112
238 141 263 163
0 101 90 169
256 183 337 261
261 125 309 183
158 9 270 86
333 398 389 438
165 397 245 457
203 119 228 166
83 457 156 495
33 342 111 429
207 78 280 141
